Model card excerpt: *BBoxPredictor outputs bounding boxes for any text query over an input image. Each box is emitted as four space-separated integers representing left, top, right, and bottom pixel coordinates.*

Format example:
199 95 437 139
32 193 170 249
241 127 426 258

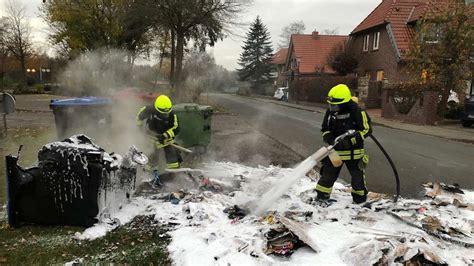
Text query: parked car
273 87 288 101
461 94 474 128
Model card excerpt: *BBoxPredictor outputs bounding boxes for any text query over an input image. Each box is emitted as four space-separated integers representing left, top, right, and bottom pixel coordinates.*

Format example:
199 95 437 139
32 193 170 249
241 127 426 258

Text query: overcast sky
0 0 380 70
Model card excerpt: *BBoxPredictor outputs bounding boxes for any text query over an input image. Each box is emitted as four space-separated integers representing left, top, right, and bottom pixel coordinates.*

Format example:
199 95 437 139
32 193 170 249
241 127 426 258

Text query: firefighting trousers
315 157 368 203
147 145 182 171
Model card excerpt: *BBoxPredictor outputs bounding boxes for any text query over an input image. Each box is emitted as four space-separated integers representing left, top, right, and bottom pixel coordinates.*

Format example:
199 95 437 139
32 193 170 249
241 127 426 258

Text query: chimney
312 31 319 39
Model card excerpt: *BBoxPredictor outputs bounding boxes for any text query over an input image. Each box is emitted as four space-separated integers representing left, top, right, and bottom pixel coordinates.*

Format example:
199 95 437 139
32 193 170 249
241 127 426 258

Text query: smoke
58 48 134 96
55 48 157 177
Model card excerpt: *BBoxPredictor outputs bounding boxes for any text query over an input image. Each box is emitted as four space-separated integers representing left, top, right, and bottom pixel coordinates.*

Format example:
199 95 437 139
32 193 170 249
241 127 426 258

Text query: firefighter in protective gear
316 84 372 204
136 95 181 185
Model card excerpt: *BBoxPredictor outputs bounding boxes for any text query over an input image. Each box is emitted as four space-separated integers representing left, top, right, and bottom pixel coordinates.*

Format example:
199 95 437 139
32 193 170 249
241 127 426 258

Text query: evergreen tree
237 16 274 94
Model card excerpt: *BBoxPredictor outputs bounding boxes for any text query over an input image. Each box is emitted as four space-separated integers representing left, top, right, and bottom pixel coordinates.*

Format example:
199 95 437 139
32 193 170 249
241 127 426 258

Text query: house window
376 70 384 81
373 32 380 50
363 34 370 52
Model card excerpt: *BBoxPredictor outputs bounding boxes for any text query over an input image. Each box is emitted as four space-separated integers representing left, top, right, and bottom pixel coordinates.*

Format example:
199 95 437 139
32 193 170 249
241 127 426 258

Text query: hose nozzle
334 130 356 144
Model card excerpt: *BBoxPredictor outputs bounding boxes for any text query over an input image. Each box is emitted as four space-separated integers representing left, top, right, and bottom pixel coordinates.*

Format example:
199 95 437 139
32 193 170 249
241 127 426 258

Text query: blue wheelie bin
50 97 112 139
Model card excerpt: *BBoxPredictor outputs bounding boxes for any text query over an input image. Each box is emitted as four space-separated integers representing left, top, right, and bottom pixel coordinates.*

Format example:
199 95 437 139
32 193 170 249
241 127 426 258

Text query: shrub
289 76 357 103
444 100 464 119
34 84 45 94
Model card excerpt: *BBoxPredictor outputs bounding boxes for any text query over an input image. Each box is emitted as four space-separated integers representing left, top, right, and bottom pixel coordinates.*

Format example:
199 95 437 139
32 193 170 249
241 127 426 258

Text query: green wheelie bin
173 103 213 153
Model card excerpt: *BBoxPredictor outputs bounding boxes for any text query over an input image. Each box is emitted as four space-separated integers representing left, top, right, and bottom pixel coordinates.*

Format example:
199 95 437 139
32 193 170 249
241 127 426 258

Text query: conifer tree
237 16 274 94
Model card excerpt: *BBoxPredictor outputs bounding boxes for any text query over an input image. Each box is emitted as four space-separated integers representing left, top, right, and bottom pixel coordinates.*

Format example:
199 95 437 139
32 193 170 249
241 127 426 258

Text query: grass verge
0 215 171 264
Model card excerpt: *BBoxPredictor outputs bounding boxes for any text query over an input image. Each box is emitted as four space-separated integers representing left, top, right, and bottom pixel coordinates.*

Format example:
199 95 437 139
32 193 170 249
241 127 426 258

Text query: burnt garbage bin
50 97 112 139
6 135 140 227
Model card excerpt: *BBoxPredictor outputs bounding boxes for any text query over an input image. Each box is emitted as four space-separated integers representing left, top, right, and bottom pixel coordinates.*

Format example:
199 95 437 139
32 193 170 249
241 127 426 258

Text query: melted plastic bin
6 135 142 227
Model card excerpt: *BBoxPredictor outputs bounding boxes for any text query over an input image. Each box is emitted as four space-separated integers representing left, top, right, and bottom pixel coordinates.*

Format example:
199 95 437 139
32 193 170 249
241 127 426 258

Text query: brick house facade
282 32 348 83
349 0 431 83
350 25 409 83
271 48 289 87
351 0 473 96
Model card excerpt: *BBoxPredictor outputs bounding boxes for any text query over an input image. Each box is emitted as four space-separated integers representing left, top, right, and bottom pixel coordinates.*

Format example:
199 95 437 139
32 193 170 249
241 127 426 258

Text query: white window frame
363 34 370 52
373 32 380 50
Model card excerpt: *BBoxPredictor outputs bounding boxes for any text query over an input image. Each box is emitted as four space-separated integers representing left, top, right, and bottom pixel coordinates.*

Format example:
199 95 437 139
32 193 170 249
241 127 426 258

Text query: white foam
75 161 474 265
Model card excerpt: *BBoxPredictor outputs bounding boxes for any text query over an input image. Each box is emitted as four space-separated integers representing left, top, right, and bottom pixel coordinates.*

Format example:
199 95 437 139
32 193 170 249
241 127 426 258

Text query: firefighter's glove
323 133 335 145
156 134 167 144
156 133 174 146
353 131 364 145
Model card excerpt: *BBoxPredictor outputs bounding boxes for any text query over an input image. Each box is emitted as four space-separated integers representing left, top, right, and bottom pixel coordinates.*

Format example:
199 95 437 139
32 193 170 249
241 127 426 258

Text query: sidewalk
251 96 474 144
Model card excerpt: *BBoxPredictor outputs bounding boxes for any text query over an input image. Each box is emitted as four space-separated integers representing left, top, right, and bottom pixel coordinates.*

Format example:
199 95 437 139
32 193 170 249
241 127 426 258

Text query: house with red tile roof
282 31 348 83
271 48 289 87
349 0 435 83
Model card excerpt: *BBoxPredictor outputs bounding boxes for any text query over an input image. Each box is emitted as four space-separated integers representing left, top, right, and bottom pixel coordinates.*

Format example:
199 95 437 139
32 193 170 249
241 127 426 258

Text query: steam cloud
56 48 157 183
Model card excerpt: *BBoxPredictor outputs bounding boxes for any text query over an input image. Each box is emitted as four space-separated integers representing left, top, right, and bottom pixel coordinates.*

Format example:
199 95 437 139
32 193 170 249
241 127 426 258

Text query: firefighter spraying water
253 84 401 214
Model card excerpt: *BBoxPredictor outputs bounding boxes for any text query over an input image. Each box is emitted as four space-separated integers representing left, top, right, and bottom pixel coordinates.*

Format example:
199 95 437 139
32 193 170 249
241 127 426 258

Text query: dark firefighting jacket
136 105 179 139
321 101 372 160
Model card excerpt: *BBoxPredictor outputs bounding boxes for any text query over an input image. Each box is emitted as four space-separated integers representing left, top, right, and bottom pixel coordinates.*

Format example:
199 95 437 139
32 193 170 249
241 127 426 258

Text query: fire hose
369 134 400 202
333 131 401 202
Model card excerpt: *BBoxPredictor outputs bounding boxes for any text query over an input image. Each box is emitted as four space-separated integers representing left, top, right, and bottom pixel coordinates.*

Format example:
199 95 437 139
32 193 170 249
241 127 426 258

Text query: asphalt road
209 93 474 198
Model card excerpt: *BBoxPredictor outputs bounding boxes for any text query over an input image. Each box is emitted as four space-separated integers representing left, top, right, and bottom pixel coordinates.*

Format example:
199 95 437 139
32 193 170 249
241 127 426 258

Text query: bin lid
50 97 112 106
174 103 213 113
174 103 199 111
198 105 212 111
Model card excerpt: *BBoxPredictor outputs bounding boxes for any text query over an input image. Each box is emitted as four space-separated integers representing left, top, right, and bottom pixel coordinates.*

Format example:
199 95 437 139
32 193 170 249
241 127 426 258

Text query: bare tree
3 0 34 84
155 0 251 97
278 21 305 48
0 17 9 89
326 40 358 75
